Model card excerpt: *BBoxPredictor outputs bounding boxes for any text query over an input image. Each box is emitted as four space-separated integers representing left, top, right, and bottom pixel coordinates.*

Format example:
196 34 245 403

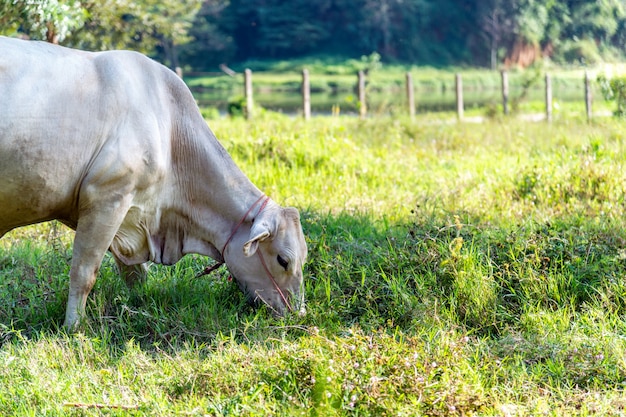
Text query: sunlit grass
1 114 626 415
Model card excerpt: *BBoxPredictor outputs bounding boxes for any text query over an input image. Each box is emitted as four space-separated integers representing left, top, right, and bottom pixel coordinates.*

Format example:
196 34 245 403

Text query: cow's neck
169 123 267 260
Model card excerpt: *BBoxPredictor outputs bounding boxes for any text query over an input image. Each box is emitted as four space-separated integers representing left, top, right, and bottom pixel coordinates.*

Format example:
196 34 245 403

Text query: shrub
227 96 246 117
597 74 626 117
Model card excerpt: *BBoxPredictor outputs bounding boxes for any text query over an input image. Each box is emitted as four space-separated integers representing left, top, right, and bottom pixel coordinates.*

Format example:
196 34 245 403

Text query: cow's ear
243 223 271 256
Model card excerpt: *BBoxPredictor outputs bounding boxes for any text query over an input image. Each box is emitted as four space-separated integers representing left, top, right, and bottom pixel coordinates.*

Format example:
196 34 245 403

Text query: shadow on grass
0 225 255 350
301 207 626 337
1 207 626 353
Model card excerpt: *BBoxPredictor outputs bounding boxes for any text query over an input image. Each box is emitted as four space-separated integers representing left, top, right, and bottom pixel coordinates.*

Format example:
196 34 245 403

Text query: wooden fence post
406 72 415 118
501 70 509 115
358 70 367 119
244 68 253 120
302 69 311 120
455 73 463 120
585 70 592 123
545 74 552 122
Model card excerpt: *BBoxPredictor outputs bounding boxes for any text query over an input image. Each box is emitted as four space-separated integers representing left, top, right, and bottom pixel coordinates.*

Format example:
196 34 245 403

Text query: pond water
191 85 600 116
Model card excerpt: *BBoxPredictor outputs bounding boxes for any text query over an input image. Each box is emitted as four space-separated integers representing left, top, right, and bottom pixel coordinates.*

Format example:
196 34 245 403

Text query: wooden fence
238 69 596 122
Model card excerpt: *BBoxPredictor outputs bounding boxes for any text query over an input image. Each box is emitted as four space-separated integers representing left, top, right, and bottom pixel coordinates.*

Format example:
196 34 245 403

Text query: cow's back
0 37 175 234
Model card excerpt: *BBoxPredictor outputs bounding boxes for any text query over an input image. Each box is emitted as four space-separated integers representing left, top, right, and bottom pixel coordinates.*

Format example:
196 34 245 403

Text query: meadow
1 112 626 415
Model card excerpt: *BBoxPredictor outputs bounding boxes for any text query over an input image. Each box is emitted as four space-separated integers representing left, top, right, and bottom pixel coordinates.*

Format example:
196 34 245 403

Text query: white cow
0 36 307 329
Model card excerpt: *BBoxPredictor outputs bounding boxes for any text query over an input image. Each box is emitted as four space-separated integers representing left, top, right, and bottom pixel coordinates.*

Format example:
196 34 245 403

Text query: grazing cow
0 36 307 329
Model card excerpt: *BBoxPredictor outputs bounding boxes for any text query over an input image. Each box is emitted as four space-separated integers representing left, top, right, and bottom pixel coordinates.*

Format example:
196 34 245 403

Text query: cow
0 36 307 329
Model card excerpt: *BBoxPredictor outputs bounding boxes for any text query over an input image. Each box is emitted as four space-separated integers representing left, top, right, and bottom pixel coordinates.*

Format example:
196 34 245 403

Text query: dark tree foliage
5 0 626 70
178 0 234 70
177 0 626 70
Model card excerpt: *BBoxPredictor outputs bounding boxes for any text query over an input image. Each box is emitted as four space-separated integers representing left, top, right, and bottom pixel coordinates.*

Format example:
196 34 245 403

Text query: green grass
2 114 626 415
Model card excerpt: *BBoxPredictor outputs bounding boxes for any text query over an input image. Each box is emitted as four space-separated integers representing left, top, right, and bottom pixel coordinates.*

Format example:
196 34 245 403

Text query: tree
256 0 331 57
516 0 549 45
0 0 87 43
357 0 430 60
221 0 332 59
480 0 515 70
425 0 479 65
5 0 626 70
323 0 431 61
567 0 624 42
66 0 200 68
548 0 625 64
478 0 552 68
178 0 234 70
1 0 199 69
507 0 550 67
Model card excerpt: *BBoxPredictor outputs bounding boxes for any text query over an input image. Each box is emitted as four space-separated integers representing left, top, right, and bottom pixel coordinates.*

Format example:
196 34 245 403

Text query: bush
227 96 246 117
597 74 626 117
554 39 602 65
200 107 220 120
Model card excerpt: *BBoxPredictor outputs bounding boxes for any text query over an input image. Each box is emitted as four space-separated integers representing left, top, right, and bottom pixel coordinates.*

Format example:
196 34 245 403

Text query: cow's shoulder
90 50 161 93
91 49 196 120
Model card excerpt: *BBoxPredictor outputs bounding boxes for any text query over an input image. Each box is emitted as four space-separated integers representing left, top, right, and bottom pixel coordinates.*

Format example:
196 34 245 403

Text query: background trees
2 0 200 68
64 0 201 69
1 0 87 43
3 0 626 70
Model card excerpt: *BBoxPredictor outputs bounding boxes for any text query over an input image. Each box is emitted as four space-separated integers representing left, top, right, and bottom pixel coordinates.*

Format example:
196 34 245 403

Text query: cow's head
223 205 307 315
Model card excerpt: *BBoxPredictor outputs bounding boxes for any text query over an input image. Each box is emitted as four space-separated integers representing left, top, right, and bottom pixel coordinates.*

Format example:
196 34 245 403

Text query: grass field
1 114 626 415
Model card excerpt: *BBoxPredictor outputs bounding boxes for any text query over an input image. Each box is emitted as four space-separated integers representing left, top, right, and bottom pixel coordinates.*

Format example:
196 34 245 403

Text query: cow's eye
277 255 289 271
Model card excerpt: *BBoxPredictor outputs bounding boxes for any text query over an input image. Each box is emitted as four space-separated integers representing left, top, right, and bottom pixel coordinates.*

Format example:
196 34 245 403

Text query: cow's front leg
65 249 101 329
64 198 132 330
